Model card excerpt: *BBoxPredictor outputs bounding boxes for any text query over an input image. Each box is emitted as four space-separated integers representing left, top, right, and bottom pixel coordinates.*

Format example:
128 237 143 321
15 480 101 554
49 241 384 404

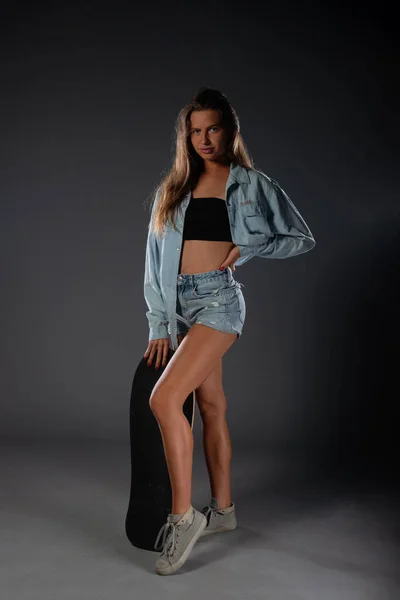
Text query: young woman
143 87 315 575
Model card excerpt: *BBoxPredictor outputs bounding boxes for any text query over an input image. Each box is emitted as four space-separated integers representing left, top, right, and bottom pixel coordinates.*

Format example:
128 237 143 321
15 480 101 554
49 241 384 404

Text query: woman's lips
200 148 214 153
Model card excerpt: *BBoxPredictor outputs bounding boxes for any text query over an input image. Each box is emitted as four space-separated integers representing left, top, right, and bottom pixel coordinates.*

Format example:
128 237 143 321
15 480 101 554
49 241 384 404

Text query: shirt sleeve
143 188 169 341
254 175 316 259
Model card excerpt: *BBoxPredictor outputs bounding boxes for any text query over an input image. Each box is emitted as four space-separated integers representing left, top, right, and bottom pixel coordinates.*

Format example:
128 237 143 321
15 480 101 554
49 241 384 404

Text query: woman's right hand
144 334 185 370
144 338 169 370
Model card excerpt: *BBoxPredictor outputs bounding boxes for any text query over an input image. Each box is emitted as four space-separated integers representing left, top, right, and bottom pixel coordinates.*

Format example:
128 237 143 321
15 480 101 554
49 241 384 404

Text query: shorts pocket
192 279 224 300
220 280 242 305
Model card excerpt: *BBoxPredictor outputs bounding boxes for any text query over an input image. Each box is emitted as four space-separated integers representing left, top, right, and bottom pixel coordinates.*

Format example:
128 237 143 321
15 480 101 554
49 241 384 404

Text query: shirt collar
230 161 251 184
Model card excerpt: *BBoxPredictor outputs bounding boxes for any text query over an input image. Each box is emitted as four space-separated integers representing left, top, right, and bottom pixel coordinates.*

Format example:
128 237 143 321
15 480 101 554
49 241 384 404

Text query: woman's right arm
143 188 170 370
143 187 169 342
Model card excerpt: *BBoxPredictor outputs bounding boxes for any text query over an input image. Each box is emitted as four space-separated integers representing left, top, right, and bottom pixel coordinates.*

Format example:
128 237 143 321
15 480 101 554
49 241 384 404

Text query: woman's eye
192 127 219 135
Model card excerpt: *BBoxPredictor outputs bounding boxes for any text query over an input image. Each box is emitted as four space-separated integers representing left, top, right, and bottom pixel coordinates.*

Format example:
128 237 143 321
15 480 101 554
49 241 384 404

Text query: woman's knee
149 383 181 417
196 392 227 419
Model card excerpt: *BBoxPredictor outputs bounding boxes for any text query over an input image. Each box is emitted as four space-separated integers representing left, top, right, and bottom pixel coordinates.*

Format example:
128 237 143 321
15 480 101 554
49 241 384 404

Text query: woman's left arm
255 175 316 259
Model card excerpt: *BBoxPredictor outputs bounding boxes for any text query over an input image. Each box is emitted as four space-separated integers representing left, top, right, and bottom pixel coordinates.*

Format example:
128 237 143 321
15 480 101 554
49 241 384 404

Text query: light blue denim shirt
144 162 316 351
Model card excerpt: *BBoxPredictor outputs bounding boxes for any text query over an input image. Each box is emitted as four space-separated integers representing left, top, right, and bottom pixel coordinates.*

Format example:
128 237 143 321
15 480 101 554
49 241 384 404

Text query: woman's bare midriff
180 168 233 274
179 240 235 274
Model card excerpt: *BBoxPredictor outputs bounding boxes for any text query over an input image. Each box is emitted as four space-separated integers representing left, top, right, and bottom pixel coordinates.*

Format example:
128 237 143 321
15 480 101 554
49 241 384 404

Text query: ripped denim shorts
176 266 246 340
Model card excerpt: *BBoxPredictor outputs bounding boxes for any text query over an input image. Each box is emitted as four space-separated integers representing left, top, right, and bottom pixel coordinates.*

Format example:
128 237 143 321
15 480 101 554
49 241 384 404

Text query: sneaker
154 505 207 575
199 497 238 537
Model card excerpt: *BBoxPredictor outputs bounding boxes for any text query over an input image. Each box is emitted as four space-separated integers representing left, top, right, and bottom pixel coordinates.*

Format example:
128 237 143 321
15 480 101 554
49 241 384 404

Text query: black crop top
182 194 233 242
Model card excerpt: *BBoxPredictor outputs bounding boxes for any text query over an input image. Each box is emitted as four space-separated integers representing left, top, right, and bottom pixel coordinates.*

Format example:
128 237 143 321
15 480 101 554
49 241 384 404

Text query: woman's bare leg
149 323 237 515
195 358 232 509
178 336 232 510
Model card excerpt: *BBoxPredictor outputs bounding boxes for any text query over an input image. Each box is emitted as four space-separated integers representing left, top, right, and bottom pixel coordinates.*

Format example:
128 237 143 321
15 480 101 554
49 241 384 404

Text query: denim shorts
175 267 246 340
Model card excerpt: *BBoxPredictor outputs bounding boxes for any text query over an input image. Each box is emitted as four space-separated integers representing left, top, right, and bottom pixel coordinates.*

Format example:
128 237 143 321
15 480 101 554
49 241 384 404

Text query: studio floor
1 439 399 600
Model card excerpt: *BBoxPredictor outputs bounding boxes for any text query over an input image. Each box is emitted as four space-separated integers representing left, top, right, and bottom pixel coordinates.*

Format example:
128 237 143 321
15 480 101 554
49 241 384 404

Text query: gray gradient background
1 2 399 598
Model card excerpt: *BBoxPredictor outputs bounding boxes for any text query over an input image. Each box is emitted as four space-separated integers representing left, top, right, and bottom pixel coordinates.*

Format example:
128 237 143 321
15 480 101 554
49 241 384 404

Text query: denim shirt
144 162 316 351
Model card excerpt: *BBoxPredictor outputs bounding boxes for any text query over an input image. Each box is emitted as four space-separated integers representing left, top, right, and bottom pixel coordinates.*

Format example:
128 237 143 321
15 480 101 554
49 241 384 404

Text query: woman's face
189 109 230 163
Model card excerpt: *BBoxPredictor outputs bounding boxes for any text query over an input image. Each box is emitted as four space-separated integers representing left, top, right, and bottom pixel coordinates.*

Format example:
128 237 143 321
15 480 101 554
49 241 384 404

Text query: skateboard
125 347 195 551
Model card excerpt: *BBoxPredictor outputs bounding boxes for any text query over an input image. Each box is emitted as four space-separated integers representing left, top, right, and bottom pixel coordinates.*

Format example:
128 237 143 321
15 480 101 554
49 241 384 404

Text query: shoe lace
154 521 178 556
201 504 217 523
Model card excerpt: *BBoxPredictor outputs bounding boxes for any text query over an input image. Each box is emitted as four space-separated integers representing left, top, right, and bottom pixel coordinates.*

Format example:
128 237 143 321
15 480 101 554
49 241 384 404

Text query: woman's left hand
219 245 240 272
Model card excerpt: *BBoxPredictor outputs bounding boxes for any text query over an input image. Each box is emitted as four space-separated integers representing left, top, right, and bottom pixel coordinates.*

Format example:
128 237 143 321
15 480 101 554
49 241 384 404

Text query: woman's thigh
178 332 224 411
150 324 236 408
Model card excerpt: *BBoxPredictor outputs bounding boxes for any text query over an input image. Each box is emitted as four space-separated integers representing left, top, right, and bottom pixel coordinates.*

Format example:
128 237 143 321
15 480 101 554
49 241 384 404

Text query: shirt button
176 247 180 251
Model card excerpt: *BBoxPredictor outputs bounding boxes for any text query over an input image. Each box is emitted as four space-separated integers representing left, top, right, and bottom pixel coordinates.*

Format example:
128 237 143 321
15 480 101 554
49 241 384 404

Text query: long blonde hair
147 87 254 237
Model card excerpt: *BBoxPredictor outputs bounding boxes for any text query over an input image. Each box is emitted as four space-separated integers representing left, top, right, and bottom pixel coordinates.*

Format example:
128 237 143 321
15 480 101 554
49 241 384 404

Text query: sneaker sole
199 523 238 537
155 513 207 576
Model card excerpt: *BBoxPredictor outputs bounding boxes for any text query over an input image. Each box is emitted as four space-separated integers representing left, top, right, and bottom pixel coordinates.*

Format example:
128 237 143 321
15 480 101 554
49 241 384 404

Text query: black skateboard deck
125 347 195 551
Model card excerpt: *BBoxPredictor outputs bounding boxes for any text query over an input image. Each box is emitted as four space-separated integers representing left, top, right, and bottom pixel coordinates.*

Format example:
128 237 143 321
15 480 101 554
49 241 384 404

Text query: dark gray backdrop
1 3 397 471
